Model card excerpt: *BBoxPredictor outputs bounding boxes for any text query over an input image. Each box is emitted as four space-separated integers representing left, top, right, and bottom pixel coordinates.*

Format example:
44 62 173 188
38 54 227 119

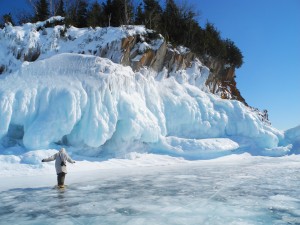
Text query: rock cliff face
202 57 247 105
119 33 196 73
118 33 246 105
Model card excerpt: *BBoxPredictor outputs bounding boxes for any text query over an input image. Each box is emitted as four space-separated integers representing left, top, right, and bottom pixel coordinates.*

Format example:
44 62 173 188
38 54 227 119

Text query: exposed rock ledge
119 32 246 105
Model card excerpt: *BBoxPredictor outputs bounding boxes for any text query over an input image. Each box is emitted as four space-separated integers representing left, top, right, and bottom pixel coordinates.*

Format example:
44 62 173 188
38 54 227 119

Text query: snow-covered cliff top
0 16 159 73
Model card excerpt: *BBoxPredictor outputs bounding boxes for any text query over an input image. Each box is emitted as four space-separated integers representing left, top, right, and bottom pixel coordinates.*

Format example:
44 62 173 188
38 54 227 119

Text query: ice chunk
284 125 300 152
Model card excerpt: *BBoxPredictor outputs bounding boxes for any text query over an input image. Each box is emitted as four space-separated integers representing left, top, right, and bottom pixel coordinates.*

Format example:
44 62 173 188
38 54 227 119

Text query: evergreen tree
162 0 181 43
56 0 65 16
2 13 14 25
188 24 203 53
87 1 103 27
174 3 199 47
35 0 50 22
143 0 162 30
123 0 134 25
202 22 225 58
64 0 77 26
134 3 144 25
224 39 243 68
110 0 124 26
102 0 113 26
76 0 88 27
103 0 134 26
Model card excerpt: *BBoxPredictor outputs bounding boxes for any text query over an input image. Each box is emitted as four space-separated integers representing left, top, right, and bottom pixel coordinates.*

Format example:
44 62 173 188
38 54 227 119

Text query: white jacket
43 148 75 174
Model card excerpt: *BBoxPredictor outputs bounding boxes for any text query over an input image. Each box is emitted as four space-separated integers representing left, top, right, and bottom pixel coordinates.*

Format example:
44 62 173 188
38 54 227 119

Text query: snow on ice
1 154 300 225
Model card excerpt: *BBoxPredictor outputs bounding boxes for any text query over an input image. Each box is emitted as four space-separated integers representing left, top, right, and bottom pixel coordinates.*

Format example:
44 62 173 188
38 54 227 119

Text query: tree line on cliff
1 0 243 69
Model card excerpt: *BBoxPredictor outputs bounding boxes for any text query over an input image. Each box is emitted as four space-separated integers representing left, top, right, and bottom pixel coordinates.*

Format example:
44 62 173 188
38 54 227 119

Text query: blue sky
1 0 299 130
193 0 300 130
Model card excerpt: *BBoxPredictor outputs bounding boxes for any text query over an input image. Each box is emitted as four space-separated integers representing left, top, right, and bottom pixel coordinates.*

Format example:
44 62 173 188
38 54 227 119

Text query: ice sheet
1 156 300 225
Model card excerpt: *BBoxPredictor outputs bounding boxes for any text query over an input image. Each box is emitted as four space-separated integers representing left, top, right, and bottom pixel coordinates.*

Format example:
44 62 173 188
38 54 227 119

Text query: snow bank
0 53 286 158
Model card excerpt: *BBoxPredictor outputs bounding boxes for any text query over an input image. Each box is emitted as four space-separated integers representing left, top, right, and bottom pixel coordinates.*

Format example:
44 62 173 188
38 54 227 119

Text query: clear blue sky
1 0 299 130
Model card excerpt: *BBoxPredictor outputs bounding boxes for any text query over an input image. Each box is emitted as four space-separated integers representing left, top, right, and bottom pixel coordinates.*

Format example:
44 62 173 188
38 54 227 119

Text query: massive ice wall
0 53 283 152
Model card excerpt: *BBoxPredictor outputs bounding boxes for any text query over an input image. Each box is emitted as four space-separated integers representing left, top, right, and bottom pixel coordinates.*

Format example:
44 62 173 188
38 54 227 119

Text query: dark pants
57 172 66 186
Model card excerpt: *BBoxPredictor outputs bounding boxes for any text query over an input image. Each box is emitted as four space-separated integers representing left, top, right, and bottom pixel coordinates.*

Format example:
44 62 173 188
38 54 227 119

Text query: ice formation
0 19 298 159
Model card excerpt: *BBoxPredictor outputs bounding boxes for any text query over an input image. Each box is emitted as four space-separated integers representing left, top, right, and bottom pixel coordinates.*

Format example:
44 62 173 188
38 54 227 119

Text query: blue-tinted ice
1 158 300 225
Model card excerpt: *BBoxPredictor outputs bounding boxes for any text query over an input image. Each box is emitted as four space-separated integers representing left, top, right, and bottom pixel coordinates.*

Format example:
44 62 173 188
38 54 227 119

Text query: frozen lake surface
1 156 300 225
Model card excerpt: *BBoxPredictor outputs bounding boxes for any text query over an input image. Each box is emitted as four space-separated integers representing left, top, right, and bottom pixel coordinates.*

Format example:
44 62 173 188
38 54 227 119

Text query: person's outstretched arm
66 156 75 164
65 153 75 164
42 153 57 162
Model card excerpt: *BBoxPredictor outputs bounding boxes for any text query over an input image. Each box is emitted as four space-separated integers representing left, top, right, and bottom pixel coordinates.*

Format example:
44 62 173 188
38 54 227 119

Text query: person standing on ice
41 148 75 188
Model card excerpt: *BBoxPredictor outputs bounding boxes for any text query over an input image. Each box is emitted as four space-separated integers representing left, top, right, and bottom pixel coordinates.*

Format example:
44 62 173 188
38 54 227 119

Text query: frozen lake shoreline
1 154 300 225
